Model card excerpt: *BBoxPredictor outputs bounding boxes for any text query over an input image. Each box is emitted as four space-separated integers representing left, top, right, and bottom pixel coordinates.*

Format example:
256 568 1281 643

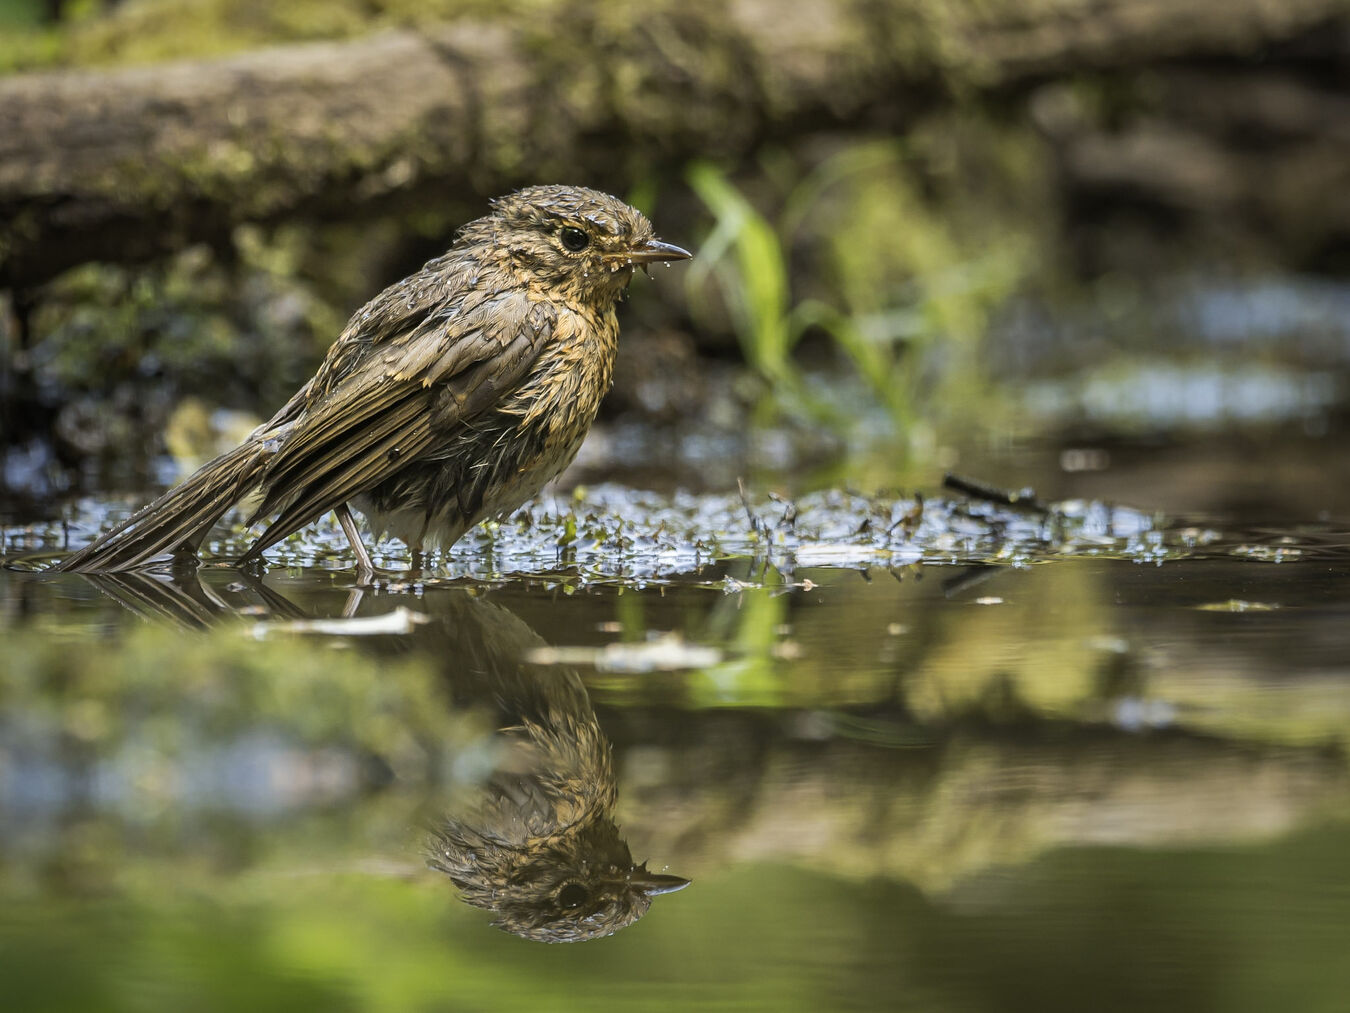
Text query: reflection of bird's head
423 595 687 942
429 812 687 944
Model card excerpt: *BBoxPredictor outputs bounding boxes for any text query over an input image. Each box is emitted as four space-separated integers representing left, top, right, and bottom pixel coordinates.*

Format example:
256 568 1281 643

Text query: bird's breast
506 304 619 442
455 304 617 519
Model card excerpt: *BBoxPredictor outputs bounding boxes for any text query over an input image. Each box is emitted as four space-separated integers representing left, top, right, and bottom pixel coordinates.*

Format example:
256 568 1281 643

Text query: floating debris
526 633 723 673
253 606 430 638
1193 599 1281 612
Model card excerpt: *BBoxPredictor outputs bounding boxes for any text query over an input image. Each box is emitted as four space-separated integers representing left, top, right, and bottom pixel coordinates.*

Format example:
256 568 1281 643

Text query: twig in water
943 473 1051 515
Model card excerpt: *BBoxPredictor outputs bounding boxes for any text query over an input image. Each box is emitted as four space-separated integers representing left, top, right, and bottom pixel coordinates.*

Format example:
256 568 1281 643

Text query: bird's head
481 184 690 305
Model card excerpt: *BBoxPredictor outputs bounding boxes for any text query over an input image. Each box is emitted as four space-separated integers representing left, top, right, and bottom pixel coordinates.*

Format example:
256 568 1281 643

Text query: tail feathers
54 440 269 572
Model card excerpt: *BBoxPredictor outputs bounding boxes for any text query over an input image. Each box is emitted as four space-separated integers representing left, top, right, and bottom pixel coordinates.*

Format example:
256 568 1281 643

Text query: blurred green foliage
5 827 1350 1012
687 123 1044 448
687 164 797 387
30 238 335 397
5 0 1061 469
21 226 358 467
0 0 45 29
3 618 465 781
0 0 528 71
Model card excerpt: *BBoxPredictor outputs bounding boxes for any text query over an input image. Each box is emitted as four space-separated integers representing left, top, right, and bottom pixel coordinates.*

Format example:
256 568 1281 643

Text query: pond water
3 421 1350 1012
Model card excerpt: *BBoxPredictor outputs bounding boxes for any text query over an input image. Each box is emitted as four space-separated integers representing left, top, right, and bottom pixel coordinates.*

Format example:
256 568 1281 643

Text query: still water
3 433 1350 1012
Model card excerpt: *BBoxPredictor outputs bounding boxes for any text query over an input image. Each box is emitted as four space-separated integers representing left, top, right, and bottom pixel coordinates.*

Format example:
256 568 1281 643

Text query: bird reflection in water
74 569 689 942
421 592 689 942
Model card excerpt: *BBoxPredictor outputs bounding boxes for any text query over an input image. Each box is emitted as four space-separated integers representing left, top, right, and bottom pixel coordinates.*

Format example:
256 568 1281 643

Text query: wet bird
54 186 690 575
425 595 688 943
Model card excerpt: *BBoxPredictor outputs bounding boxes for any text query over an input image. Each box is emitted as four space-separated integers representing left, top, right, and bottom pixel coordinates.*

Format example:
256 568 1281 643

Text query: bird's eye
560 226 590 252
557 883 589 909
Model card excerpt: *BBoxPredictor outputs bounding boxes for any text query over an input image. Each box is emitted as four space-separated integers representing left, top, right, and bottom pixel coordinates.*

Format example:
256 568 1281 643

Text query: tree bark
2 0 1348 289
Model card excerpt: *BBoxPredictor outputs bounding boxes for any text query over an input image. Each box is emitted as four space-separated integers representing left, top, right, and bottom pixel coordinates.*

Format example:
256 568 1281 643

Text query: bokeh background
4 2 1350 1011
6 0 1350 510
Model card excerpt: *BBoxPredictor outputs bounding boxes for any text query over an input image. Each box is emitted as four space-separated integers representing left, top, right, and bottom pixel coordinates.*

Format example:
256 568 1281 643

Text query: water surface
3 427 1350 1012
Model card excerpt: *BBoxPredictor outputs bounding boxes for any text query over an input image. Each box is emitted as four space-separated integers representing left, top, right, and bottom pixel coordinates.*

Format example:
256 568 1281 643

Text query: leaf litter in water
1 481 1252 588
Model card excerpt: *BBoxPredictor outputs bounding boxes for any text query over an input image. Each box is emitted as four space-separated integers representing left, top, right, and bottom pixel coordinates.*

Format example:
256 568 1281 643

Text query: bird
424 594 689 943
52 185 690 576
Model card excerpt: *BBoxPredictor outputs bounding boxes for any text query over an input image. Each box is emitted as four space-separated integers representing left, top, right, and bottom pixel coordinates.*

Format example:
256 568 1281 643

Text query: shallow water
3 425 1350 1011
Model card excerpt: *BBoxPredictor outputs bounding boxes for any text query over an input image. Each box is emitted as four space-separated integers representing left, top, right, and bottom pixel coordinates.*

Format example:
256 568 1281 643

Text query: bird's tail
53 439 271 572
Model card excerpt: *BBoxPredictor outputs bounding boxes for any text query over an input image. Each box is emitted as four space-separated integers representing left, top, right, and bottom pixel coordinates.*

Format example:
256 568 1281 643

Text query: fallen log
2 0 1348 290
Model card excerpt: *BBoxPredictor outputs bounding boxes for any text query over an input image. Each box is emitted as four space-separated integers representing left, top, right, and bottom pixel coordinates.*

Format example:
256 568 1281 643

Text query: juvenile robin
54 185 690 575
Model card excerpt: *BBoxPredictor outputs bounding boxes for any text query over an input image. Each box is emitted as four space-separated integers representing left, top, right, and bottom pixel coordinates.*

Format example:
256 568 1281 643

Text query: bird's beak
624 239 692 265
630 870 691 896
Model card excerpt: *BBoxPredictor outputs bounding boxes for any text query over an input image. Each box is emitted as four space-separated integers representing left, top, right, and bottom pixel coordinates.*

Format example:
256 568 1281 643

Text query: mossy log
2 0 1348 290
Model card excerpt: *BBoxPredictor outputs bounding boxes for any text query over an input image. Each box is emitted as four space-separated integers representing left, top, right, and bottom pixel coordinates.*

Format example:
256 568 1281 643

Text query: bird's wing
239 286 556 560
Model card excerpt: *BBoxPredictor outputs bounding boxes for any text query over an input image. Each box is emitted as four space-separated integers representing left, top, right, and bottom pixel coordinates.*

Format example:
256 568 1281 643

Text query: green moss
0 0 1091 78
0 0 543 72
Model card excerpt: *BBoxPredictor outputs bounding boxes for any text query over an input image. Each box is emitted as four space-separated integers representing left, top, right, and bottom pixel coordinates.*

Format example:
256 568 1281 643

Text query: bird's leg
409 516 430 574
409 546 427 574
335 503 375 582
341 586 365 619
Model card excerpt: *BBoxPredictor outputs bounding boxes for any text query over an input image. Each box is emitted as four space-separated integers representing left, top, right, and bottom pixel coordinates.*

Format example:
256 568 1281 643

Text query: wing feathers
237 291 556 562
